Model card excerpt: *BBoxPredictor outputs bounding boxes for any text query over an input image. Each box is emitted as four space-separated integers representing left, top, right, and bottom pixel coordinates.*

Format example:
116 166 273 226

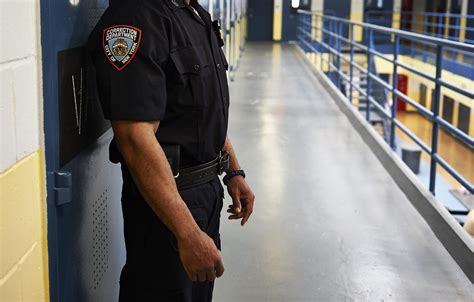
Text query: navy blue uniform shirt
88 0 230 168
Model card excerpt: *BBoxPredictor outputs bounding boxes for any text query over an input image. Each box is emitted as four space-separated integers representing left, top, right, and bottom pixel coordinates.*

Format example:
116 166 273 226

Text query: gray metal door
40 1 125 301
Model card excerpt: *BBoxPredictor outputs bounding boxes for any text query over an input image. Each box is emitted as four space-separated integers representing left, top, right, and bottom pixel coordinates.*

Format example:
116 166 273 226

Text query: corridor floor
213 43 473 301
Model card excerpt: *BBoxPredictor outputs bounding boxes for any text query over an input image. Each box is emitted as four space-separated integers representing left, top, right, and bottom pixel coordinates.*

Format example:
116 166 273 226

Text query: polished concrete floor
213 43 473 301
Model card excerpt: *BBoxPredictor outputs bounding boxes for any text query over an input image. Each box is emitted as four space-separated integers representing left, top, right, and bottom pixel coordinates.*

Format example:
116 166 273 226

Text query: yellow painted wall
0 151 49 301
392 0 401 30
350 0 364 42
273 0 283 41
459 0 468 42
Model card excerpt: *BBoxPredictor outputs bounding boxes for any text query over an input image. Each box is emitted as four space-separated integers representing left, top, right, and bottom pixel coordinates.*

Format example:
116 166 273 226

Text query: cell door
363 0 394 44
457 103 471 135
324 0 351 38
40 1 125 301
442 96 454 124
419 84 427 108
325 0 351 19
247 0 274 41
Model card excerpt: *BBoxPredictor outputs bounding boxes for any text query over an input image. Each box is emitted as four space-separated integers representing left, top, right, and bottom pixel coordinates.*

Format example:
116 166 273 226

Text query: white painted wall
0 0 43 172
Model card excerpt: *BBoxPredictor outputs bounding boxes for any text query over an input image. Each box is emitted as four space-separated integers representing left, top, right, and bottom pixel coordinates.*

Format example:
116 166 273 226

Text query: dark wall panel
282 0 298 41
325 0 351 19
442 96 454 124
247 0 274 40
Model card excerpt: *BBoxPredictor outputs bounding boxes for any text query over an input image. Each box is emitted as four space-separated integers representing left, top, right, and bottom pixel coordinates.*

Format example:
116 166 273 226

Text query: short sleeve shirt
88 0 230 167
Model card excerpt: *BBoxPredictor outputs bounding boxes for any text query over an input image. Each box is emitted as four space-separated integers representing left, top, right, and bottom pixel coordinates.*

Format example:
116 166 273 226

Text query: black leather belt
175 152 230 190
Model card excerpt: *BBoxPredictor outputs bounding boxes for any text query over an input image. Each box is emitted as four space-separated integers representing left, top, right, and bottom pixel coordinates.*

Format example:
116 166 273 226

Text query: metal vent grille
92 188 110 290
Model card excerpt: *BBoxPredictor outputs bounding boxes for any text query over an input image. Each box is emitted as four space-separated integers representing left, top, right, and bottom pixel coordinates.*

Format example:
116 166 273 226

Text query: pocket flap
170 46 207 74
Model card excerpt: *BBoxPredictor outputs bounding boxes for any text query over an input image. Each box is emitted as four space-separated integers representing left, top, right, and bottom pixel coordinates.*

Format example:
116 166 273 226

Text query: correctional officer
88 0 255 301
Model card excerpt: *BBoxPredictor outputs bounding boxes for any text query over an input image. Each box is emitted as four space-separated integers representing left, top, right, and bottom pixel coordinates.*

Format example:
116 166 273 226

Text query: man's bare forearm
223 137 241 172
113 121 199 241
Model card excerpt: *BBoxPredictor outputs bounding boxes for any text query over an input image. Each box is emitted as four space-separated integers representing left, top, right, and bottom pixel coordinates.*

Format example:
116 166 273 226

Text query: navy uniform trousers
119 166 224 302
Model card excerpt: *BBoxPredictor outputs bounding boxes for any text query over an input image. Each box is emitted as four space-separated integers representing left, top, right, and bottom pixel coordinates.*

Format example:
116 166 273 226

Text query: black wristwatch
223 170 245 185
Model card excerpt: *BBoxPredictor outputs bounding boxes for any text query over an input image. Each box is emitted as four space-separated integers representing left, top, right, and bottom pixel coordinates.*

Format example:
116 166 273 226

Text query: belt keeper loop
218 151 230 175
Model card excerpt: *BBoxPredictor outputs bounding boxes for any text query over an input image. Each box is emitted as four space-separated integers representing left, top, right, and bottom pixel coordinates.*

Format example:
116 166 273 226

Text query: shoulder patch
102 25 142 71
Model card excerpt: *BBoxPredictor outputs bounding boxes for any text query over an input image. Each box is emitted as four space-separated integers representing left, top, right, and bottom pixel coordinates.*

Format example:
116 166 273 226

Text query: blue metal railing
364 10 474 78
296 10 474 196
366 11 474 44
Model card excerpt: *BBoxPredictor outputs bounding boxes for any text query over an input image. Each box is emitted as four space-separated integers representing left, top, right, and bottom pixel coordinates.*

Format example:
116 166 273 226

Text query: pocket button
193 64 200 71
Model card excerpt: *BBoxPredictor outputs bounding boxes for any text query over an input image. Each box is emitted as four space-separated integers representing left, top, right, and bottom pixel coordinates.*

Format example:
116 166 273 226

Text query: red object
397 74 408 111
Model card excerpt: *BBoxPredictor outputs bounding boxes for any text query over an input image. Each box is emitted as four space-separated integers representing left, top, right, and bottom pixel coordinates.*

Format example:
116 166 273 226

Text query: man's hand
177 229 224 282
226 176 255 226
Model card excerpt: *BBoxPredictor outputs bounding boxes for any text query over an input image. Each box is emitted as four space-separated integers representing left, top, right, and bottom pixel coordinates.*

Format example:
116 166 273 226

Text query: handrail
297 10 474 52
296 10 474 196
365 10 474 21
365 10 474 44
365 10 474 23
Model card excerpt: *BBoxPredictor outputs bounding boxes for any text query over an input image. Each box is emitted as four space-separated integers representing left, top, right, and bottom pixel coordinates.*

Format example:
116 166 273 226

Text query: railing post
329 19 334 75
349 24 354 104
390 35 400 150
429 45 443 195
437 15 443 38
320 16 324 71
336 21 342 90
320 16 324 70
308 14 311 52
423 13 428 35
302 14 305 50
366 29 373 122
296 13 300 47
330 19 334 73
308 14 312 52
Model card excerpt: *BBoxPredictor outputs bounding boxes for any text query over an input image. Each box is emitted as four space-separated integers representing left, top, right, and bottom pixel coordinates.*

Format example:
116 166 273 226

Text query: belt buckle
218 151 230 175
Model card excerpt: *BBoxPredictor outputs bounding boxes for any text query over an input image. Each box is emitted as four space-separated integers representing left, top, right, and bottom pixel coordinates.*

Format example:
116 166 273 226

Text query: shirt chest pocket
170 45 211 109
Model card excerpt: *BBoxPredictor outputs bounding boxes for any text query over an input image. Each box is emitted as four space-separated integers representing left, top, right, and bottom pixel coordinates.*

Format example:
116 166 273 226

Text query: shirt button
217 63 221 69
193 64 200 71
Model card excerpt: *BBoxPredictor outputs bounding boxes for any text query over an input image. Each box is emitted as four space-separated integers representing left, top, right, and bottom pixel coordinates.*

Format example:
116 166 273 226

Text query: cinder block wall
0 0 49 301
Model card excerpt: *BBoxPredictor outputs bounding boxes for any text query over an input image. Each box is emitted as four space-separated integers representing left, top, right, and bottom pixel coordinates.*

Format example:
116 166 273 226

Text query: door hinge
54 171 72 206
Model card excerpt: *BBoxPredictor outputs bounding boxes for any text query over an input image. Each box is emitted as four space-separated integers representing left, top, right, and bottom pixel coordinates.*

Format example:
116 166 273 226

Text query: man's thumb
232 194 241 213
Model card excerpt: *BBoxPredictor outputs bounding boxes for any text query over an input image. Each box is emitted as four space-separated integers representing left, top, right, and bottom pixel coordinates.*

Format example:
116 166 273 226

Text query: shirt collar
191 1 212 25
165 0 212 26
